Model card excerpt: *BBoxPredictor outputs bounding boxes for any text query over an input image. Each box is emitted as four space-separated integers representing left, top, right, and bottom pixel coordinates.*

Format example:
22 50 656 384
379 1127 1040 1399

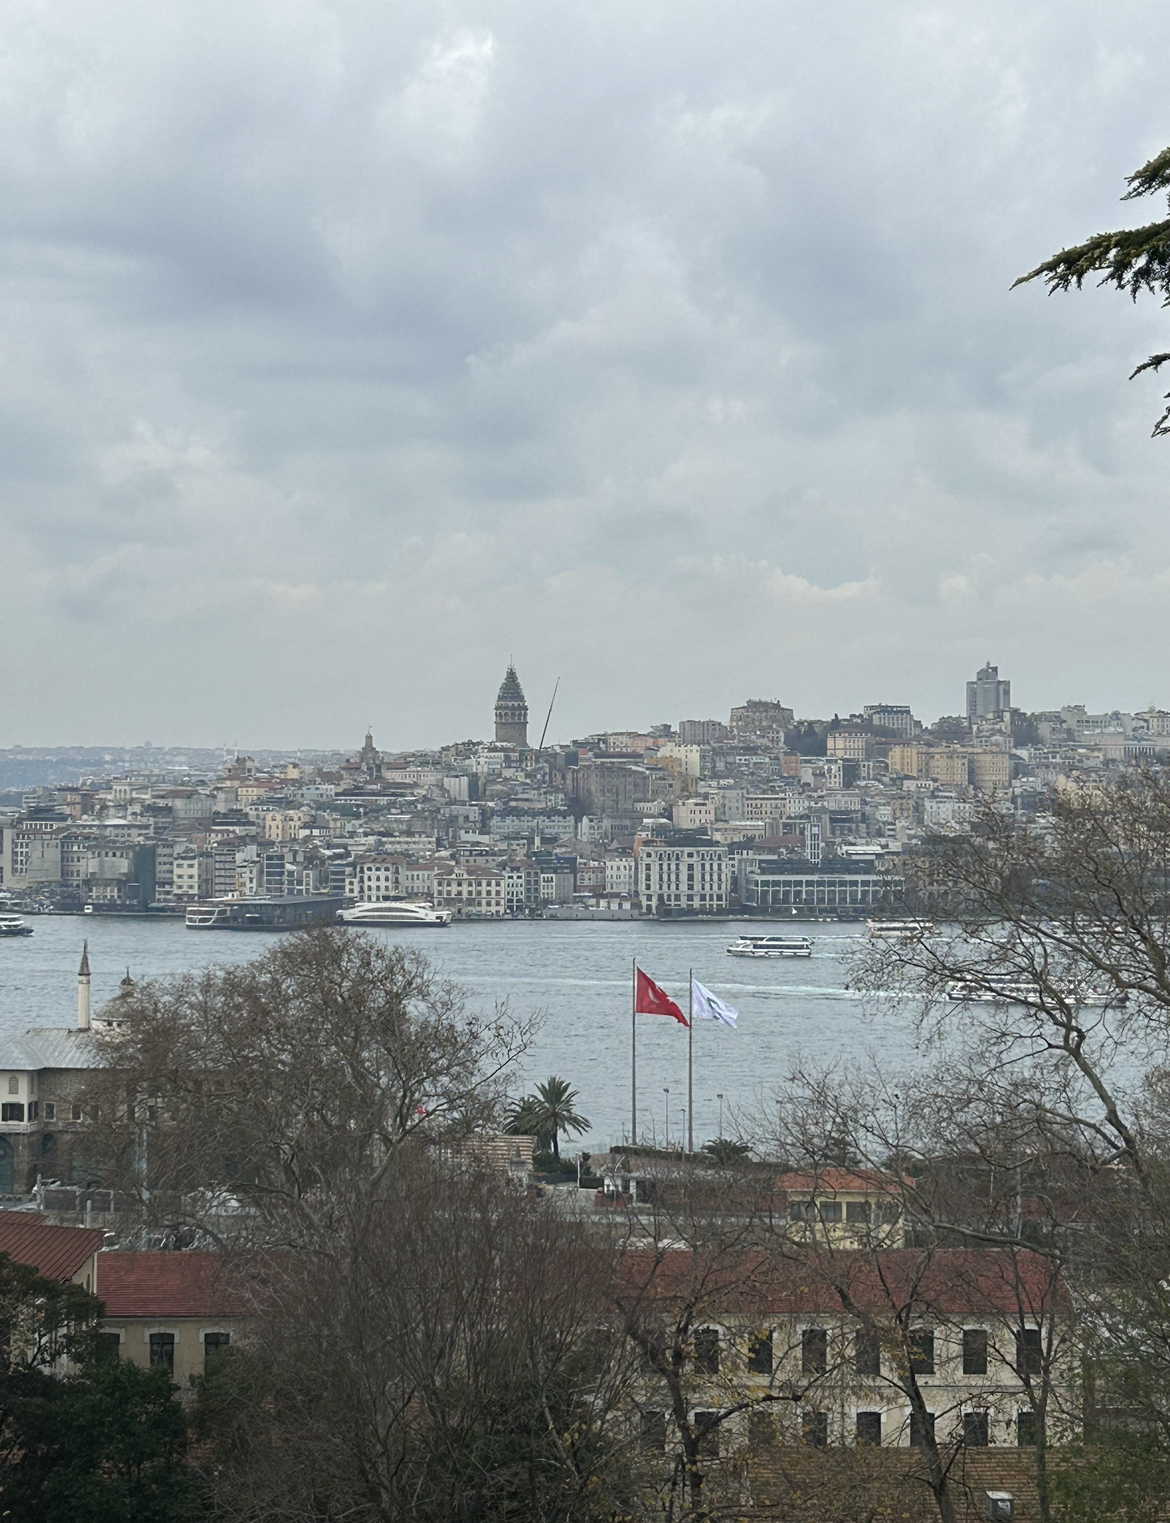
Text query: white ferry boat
866 920 933 940
0 913 33 937
945 978 1112 1008
338 901 453 928
726 934 813 958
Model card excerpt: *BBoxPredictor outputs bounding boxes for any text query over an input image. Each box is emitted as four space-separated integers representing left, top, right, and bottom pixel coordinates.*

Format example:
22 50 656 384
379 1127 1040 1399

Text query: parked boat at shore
338 900 452 928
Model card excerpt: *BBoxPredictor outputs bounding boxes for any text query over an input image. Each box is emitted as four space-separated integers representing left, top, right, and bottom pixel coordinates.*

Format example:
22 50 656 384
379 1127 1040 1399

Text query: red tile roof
776 1167 908 1196
616 1247 1068 1318
0 1211 103 1282
97 1252 252 1319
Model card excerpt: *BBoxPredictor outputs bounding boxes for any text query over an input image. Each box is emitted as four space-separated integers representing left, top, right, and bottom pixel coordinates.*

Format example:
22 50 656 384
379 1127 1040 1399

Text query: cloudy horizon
2 0 1169 750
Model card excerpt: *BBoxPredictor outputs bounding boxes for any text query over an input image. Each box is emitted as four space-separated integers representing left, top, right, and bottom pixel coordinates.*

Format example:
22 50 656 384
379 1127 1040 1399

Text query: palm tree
530 1077 590 1162
505 1095 552 1149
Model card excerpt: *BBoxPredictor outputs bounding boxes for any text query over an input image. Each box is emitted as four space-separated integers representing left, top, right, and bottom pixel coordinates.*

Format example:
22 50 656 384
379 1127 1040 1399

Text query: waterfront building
494 665 529 747
433 862 506 916
636 838 729 914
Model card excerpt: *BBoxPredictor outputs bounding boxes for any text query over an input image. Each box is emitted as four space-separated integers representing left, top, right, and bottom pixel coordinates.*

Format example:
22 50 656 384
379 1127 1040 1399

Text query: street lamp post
717 1092 724 1139
679 1109 686 1155
663 1088 670 1149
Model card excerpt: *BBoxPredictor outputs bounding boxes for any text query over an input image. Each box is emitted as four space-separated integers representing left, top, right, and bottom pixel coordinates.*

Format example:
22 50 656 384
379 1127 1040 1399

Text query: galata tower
494 664 529 746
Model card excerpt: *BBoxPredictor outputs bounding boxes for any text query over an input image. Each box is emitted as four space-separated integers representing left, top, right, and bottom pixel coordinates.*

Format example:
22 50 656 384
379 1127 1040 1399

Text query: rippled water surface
0 916 919 1151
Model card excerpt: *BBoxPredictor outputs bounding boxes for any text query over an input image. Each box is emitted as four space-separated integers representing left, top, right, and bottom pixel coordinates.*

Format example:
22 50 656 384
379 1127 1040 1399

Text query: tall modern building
494 665 529 747
966 662 1011 722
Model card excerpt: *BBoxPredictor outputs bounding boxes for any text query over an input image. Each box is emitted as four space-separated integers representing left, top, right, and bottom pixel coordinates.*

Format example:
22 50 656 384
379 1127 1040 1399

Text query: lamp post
679 1109 686 1155
717 1092 724 1139
663 1088 670 1149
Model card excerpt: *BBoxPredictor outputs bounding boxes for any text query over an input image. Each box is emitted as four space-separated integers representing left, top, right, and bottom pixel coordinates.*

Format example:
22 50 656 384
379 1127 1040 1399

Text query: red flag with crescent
635 967 688 1026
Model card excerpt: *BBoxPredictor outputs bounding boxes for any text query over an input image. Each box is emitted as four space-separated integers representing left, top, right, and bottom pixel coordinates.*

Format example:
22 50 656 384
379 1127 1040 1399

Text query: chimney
78 941 91 1031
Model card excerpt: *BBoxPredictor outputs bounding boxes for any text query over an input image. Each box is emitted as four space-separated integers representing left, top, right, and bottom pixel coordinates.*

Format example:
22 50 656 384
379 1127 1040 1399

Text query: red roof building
96 1252 252 1385
0 1210 103 1290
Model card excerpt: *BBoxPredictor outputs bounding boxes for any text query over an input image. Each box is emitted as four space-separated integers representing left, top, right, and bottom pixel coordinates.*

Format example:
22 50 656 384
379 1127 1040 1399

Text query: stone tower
494 664 529 747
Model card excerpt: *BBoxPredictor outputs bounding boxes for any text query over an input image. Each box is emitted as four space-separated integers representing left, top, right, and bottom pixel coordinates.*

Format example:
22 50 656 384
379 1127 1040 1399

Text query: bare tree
196 1151 644 1523
83 928 532 1244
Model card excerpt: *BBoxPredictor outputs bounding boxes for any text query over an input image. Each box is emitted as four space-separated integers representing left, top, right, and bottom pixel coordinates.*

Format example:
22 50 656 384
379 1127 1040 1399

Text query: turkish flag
635 967 688 1026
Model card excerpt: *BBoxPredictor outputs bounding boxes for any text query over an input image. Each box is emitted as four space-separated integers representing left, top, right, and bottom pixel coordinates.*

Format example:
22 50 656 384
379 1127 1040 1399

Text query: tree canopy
1015 146 1170 435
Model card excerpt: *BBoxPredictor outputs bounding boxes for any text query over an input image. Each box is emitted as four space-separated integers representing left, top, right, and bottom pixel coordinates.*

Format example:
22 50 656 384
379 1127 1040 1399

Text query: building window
854 1330 880 1377
802 1410 828 1448
909 1411 935 1448
747 1331 773 1375
748 1409 777 1448
1017 1411 1037 1446
963 1328 988 1375
1016 1328 1043 1377
96 1331 122 1362
845 1200 870 1223
963 1412 990 1447
71 1105 82 1121
203 1331 232 1366
693 1410 720 1458
1 1105 24 1123
908 1331 935 1375
694 1328 720 1374
6 1078 17 1096
40 1133 56 1161
640 1410 666 1450
149 1333 175 1370
802 1328 828 1375
43 1103 55 1121
817 1200 842 1223
855 1411 882 1447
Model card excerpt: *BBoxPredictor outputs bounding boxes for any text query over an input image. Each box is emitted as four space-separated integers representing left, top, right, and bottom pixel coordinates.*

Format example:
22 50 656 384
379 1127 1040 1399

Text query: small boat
866 920 933 940
338 900 453 928
0 913 33 938
945 978 1113 1008
727 934 813 958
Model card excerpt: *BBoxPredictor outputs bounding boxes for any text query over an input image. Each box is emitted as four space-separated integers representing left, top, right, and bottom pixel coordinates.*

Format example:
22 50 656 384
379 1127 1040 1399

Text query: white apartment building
605 855 636 895
637 842 728 913
351 856 404 901
433 864 506 917
673 797 716 830
172 850 214 902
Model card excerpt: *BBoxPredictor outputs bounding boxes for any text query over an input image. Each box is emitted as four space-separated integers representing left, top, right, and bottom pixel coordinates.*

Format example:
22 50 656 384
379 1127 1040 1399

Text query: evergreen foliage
1015 147 1170 435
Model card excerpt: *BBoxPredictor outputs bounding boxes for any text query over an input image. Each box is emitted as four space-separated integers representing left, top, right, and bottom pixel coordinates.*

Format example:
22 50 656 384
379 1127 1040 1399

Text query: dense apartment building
636 838 729 914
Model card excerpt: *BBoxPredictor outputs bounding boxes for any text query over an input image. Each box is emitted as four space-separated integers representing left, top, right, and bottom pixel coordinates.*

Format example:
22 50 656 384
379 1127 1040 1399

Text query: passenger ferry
866 920 933 940
0 913 33 937
945 978 1112 1008
726 934 813 958
338 901 453 928
186 895 346 930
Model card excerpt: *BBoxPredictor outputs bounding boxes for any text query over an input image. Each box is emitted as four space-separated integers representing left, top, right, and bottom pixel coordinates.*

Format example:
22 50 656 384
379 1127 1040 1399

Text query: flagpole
631 957 637 1147
688 969 694 1156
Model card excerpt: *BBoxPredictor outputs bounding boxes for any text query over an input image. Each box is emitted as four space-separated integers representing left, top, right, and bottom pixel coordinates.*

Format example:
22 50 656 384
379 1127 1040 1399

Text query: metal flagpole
688 969 694 1155
631 957 637 1146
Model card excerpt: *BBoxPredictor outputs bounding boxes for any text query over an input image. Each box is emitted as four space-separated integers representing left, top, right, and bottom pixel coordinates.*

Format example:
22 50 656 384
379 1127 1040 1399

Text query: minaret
78 942 91 1031
494 664 529 747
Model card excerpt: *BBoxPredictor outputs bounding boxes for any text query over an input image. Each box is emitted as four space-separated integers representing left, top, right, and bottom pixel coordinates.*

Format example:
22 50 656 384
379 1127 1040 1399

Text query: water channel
0 916 919 1153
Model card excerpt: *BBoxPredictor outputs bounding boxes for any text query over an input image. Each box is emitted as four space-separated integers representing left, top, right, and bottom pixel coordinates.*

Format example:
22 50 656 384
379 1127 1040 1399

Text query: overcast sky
2 1 1169 750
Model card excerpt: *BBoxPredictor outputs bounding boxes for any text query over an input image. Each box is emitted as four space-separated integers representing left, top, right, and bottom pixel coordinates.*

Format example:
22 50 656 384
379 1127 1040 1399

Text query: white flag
692 980 738 1028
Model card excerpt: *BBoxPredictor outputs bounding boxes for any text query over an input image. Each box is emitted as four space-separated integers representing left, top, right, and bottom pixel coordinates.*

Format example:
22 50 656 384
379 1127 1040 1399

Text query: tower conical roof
496 665 525 704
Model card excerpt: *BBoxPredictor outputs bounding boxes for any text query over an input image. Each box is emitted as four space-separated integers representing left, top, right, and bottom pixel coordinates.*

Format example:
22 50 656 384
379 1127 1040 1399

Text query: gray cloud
2 0 1170 746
